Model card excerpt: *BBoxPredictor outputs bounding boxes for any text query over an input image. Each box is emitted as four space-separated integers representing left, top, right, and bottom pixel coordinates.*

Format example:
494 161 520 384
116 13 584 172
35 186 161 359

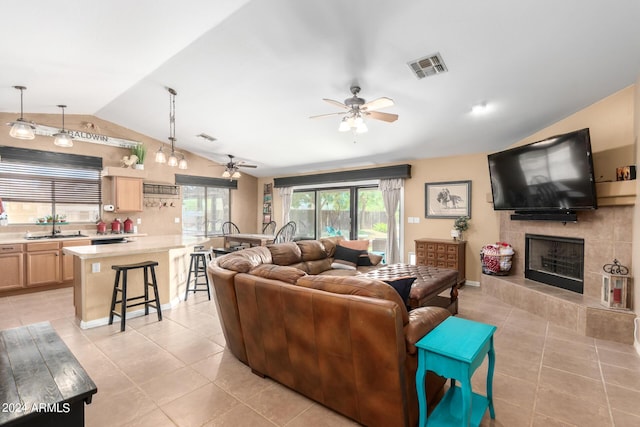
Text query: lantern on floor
601 259 631 309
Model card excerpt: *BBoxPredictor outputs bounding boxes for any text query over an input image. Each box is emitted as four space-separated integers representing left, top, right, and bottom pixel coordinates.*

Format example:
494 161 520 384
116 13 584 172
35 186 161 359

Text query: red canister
96 219 107 234
123 217 134 234
111 218 122 234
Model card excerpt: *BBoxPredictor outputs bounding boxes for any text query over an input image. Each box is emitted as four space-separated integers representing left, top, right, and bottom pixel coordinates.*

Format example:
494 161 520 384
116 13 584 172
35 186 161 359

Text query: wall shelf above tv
595 181 636 206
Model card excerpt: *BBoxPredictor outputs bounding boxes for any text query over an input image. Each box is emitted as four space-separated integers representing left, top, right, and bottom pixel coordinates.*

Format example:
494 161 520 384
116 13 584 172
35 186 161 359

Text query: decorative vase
133 163 144 170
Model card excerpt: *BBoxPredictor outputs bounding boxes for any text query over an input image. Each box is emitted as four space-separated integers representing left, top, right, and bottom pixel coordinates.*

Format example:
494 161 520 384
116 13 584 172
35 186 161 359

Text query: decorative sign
33 124 140 149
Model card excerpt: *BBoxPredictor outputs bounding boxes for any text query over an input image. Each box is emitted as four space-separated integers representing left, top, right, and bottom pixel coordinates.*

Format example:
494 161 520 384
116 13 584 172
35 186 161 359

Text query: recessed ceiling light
471 103 489 114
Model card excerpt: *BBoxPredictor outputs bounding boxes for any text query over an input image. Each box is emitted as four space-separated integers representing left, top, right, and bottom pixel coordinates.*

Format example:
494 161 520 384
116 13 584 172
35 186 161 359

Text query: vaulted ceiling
2 0 640 177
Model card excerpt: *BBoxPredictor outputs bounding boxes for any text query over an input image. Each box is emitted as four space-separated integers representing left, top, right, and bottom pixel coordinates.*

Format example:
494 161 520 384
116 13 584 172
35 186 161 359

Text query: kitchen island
63 235 207 329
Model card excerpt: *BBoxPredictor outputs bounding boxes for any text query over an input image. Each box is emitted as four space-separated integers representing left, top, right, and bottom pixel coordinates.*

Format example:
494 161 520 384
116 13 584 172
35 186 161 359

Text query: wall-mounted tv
487 128 597 215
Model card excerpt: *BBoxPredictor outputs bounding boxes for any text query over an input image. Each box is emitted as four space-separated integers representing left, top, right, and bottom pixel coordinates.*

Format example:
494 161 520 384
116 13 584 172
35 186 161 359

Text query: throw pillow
368 253 384 265
383 276 416 308
357 253 373 266
356 252 384 266
339 239 370 251
331 245 365 270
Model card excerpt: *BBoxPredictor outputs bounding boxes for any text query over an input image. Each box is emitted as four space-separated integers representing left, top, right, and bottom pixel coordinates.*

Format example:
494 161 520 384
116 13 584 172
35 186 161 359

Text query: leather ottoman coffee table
363 264 459 313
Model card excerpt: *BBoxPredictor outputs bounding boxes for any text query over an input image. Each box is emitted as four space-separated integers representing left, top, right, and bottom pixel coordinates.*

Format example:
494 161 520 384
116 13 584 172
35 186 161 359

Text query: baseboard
464 280 480 287
79 300 174 330
635 317 640 357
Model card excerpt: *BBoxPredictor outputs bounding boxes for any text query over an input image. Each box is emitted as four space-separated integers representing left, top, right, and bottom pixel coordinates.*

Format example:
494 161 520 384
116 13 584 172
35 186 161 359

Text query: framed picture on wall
425 180 472 218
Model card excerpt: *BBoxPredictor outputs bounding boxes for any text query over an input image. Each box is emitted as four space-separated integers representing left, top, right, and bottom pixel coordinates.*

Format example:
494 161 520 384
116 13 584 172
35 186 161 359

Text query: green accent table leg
487 336 496 419
416 348 428 427
461 377 473 427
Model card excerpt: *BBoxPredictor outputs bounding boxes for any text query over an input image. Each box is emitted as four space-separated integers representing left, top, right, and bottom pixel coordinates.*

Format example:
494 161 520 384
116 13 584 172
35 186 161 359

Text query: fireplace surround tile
481 274 635 344
488 207 636 344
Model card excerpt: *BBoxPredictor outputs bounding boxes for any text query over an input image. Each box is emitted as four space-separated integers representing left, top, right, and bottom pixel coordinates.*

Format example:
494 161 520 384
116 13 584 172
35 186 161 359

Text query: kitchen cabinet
0 244 24 291
415 238 466 285
111 176 143 212
62 240 91 282
26 242 61 287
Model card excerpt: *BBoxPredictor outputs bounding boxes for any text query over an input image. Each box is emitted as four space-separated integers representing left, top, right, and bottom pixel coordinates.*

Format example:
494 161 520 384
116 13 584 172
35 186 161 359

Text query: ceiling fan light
338 118 351 132
53 131 73 147
356 122 368 133
155 146 166 163
178 156 188 170
9 119 36 140
231 170 241 179
222 169 231 178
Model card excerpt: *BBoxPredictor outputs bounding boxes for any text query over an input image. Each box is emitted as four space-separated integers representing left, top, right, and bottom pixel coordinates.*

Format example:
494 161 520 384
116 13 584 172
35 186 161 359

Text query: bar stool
185 251 211 300
109 261 162 332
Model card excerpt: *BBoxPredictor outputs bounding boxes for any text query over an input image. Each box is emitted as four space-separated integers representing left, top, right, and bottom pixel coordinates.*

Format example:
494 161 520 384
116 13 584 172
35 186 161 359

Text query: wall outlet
136 218 141 224
174 217 180 223
91 263 100 273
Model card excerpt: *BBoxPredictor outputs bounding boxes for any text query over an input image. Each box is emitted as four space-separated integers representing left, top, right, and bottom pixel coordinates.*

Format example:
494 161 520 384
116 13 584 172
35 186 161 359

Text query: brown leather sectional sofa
207 238 451 427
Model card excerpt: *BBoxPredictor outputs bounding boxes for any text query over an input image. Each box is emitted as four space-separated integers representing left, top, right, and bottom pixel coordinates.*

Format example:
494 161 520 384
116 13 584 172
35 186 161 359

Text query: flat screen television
487 128 597 213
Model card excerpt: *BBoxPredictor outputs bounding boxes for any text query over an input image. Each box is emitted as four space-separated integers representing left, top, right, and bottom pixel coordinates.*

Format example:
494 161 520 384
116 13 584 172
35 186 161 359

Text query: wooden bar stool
109 261 162 332
185 251 211 300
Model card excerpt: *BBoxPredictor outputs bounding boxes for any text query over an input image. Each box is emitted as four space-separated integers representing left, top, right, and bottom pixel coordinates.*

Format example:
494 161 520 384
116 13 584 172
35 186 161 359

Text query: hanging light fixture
155 87 187 169
53 105 74 147
7 86 36 140
178 154 188 170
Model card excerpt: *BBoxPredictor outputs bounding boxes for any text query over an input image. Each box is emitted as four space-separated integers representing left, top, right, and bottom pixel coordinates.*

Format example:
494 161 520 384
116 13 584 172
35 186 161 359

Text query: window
181 186 230 237
0 147 102 224
290 184 395 253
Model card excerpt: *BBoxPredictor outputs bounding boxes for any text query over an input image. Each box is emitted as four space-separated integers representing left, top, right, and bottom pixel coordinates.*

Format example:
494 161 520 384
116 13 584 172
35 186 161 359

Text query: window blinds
0 156 102 204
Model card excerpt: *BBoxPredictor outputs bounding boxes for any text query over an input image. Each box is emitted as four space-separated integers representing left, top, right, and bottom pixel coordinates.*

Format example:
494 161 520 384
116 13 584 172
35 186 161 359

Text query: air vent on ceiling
407 53 448 79
196 133 217 142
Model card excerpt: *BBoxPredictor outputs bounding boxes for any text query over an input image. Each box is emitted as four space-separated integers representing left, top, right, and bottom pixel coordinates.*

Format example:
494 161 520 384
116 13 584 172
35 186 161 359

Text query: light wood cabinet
26 242 61 287
61 240 91 282
415 238 466 285
0 244 24 290
112 176 143 212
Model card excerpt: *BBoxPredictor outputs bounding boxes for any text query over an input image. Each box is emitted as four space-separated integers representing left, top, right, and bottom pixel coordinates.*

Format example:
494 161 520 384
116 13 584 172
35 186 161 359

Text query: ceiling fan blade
237 164 258 168
309 112 347 119
361 97 394 111
322 98 348 109
367 111 399 123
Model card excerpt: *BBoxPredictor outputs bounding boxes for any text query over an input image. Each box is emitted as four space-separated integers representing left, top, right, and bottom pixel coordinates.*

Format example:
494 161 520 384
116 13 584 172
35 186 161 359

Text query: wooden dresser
415 238 466 285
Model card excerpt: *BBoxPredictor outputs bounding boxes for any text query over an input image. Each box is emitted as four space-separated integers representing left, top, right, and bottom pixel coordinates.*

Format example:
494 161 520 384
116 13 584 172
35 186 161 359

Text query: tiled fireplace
481 207 636 344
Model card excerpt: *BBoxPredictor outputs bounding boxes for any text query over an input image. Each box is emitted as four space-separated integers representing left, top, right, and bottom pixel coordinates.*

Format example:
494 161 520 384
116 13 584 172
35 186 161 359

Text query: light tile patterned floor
1 285 639 426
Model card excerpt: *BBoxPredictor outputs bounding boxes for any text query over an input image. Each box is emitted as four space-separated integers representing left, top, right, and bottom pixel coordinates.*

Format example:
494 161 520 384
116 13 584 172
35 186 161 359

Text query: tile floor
1 285 639 426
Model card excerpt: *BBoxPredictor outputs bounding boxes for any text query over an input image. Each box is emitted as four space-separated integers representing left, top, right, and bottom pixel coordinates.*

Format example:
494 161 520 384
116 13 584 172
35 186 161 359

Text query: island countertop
63 235 207 259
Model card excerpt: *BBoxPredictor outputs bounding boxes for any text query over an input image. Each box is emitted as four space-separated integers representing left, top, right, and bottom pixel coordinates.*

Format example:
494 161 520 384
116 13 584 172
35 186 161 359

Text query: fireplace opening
525 234 584 293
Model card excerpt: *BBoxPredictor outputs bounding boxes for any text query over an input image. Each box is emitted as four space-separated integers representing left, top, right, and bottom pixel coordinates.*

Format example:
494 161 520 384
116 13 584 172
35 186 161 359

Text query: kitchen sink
26 234 89 240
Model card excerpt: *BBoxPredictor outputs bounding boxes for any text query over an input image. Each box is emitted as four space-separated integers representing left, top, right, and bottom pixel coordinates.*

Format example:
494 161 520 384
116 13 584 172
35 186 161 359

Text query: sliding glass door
290 185 397 256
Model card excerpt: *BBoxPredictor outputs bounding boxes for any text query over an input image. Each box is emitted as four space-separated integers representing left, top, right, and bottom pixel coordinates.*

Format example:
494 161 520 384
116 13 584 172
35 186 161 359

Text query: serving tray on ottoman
363 264 459 314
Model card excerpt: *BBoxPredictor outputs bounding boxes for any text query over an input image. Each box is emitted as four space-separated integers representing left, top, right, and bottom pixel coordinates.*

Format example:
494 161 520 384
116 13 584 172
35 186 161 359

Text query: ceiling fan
310 85 398 133
219 154 257 180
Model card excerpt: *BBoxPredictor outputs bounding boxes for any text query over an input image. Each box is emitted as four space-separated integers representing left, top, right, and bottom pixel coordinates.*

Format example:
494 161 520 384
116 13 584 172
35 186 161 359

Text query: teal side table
415 316 497 427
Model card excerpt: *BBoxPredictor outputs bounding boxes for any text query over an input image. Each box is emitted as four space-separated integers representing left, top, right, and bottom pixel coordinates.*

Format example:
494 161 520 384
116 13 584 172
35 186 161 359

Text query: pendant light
53 105 74 147
155 87 187 169
7 86 36 140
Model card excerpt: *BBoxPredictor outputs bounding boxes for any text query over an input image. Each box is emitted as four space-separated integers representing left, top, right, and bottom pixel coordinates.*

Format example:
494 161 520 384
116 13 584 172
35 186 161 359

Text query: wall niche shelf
143 182 180 199
595 180 636 206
